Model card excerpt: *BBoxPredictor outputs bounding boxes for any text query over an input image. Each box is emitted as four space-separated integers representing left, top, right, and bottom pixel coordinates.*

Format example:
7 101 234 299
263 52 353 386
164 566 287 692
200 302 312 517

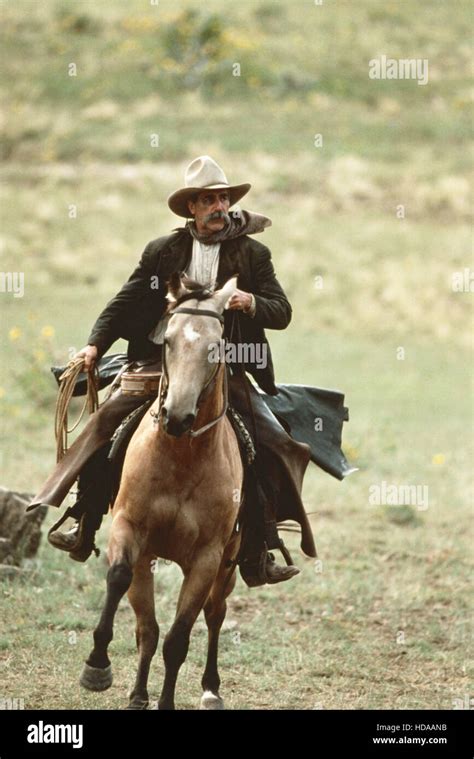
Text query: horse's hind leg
126 556 159 710
80 513 139 692
158 551 221 710
200 564 238 711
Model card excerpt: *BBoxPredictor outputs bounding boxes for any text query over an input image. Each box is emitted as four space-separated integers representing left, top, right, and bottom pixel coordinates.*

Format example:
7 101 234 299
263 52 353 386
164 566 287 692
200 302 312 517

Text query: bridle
150 306 228 437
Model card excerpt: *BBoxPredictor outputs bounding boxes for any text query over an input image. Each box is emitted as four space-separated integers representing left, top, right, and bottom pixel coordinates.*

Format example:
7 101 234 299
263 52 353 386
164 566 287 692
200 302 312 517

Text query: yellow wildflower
41 325 55 339
34 349 46 362
9 327 22 341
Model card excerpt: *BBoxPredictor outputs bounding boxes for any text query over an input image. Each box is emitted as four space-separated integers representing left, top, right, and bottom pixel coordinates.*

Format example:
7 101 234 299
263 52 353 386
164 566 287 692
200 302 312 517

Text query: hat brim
168 183 251 218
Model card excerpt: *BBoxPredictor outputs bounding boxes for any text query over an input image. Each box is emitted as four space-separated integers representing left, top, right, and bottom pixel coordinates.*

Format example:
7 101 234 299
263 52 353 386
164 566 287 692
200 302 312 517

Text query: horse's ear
213 275 238 312
166 271 189 303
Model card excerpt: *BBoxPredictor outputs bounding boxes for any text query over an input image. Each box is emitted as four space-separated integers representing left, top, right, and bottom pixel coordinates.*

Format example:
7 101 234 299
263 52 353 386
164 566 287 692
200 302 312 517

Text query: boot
48 520 81 551
265 552 300 584
48 512 99 562
238 460 300 587
48 444 112 562
239 533 300 588
239 549 300 587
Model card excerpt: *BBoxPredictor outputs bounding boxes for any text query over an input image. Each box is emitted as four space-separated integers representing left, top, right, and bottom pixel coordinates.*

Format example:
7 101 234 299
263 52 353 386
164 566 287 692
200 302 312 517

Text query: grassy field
0 338 472 710
0 0 472 710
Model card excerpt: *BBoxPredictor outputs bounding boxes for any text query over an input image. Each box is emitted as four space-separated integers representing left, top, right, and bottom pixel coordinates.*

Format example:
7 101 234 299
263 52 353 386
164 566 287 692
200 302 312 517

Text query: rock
0 537 13 562
0 487 47 566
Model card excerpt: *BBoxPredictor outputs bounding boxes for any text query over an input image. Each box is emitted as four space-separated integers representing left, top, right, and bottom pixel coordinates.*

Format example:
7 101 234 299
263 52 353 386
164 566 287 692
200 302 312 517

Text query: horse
79 274 244 710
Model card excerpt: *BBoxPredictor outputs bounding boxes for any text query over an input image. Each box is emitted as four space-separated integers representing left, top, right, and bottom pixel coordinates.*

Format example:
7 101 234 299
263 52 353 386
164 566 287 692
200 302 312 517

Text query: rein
150 305 228 437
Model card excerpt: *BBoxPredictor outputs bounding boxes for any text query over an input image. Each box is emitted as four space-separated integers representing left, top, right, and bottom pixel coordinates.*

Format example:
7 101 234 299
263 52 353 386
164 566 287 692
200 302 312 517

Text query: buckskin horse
80 274 244 710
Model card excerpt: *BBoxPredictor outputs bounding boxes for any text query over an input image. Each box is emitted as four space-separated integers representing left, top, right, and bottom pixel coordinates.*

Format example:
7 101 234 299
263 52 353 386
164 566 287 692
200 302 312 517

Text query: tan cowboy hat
167 155 251 218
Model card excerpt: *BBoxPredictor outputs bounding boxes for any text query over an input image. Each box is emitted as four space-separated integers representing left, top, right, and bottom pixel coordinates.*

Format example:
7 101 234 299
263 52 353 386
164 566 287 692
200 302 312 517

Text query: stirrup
275 538 295 567
238 538 293 585
68 512 100 562
48 511 100 561
239 546 268 588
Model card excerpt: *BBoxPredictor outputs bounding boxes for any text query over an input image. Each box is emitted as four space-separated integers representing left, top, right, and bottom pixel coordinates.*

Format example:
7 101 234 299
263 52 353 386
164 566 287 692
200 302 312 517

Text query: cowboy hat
167 155 251 218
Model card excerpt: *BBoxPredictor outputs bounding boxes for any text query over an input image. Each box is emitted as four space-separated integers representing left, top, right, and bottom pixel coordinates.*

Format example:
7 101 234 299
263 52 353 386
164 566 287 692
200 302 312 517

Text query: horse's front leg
200 534 241 710
158 550 221 710
80 513 139 692
126 555 159 709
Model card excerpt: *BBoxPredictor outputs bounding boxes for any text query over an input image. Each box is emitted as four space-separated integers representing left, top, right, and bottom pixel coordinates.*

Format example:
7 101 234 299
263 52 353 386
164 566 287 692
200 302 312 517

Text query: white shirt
186 238 220 287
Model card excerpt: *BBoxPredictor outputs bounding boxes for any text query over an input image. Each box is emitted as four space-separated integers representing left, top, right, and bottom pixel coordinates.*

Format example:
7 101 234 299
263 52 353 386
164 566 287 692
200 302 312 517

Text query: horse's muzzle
162 409 196 437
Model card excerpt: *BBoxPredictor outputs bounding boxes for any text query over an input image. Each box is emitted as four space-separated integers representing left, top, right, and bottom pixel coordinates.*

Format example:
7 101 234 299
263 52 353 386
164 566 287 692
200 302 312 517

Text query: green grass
1 1 472 163
0 335 471 709
0 0 472 710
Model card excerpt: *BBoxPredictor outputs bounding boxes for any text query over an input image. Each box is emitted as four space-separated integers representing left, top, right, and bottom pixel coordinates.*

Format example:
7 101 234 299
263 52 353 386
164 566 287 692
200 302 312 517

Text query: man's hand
74 345 98 371
227 289 253 312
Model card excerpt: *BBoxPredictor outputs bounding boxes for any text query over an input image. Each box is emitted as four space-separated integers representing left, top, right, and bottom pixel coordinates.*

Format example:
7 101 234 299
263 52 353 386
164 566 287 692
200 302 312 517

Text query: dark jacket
87 228 292 395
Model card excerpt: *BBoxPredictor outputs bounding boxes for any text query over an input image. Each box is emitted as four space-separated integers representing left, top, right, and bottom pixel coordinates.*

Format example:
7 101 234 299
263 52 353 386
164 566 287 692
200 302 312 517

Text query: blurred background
0 0 472 710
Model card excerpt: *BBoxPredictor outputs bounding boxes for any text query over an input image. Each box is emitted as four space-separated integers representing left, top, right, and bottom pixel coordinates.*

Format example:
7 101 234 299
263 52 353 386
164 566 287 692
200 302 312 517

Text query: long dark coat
87 228 292 396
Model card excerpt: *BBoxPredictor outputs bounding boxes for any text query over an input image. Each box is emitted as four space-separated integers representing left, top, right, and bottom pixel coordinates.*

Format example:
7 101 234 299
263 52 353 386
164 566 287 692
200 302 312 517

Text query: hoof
125 699 149 710
200 690 224 710
80 662 113 692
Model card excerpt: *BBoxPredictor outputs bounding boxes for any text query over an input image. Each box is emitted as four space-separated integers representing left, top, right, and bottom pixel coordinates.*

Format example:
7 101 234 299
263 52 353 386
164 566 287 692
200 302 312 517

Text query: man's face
187 190 230 235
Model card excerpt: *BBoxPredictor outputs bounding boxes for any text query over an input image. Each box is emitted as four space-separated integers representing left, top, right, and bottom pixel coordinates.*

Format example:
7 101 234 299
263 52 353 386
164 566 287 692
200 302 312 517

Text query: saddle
119 362 162 397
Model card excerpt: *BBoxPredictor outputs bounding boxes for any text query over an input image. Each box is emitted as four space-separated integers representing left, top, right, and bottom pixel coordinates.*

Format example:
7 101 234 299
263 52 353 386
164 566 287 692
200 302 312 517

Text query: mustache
204 210 229 224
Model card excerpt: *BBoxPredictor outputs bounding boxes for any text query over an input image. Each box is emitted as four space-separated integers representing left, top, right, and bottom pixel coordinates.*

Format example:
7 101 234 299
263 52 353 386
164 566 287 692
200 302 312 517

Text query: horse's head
160 273 237 437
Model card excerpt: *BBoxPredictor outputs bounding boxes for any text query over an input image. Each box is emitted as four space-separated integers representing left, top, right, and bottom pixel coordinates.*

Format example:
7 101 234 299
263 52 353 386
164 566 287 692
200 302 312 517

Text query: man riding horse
28 156 318 586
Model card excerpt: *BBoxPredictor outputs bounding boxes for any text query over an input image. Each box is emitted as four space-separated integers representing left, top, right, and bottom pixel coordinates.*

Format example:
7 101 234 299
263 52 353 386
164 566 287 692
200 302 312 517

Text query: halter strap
188 362 228 437
169 306 224 324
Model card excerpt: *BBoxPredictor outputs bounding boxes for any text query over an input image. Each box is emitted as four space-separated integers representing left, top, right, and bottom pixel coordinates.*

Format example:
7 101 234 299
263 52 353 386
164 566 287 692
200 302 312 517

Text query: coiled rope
54 356 99 462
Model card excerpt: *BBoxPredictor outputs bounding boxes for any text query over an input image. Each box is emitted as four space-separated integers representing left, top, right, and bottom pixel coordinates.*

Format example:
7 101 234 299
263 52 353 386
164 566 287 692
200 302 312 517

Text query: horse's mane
166 274 215 313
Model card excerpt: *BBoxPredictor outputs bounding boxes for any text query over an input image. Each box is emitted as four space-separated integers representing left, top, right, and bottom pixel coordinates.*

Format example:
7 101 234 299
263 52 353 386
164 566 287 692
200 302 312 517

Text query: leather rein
150 306 228 437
